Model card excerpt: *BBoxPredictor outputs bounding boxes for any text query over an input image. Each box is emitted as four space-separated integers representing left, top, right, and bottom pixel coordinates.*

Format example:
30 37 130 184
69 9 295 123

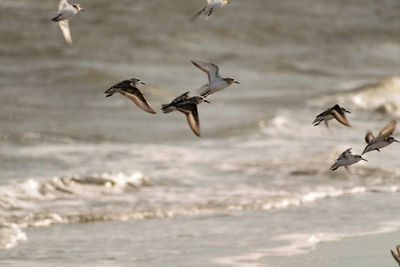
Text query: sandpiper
191 60 239 98
104 78 156 114
161 91 210 137
190 0 229 22
312 104 351 128
391 245 400 266
51 0 85 44
362 120 398 154
329 148 367 171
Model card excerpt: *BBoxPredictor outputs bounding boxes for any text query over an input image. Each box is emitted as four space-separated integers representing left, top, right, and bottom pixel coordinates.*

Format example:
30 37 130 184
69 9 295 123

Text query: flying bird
391 245 400 266
362 120 398 154
51 0 85 44
329 148 367 171
104 78 156 114
312 104 351 128
191 60 239 98
161 91 210 137
190 0 229 22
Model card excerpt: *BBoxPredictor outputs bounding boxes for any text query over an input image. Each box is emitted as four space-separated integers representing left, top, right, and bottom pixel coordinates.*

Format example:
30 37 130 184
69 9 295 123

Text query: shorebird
329 148 367 171
51 0 85 44
104 78 156 114
312 104 351 128
191 60 239 98
189 0 229 22
362 120 398 154
391 245 400 266
161 91 210 137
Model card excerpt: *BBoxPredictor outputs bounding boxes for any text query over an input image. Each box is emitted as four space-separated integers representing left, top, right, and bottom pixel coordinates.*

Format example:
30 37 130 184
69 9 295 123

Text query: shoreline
265 230 400 267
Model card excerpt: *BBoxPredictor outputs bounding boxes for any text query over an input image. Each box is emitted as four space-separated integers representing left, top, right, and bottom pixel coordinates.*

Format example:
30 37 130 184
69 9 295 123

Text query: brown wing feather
378 120 396 139
331 110 350 127
391 249 400 264
365 131 375 144
177 104 200 137
120 88 156 114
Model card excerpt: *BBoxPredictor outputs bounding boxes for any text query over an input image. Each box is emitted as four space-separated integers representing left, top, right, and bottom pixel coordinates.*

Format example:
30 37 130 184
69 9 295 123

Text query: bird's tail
329 162 340 171
51 14 62 22
104 87 117 97
312 118 322 126
189 6 206 23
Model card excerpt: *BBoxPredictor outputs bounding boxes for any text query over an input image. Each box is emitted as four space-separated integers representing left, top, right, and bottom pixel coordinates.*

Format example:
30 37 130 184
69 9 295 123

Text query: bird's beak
204 99 211 104
140 81 146 85
345 110 351 113
394 139 400 143
80 8 85 12
361 157 368 162
234 81 240 84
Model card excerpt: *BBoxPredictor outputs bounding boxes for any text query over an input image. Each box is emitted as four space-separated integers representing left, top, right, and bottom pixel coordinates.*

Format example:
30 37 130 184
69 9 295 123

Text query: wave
310 77 400 117
1 165 399 249
214 221 400 266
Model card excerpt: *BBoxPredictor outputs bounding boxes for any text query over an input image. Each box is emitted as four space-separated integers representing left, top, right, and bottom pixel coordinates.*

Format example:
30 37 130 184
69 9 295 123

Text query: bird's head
191 96 210 104
342 107 351 113
130 78 146 85
356 155 368 162
387 136 400 144
225 78 240 85
73 4 85 12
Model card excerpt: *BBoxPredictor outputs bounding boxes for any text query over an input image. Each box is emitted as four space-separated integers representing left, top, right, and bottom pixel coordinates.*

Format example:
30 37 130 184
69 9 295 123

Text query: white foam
0 223 27 249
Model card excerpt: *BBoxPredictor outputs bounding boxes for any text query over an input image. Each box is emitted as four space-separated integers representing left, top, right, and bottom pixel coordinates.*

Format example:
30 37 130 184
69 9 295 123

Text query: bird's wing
177 104 200 137
315 108 330 118
331 109 350 127
365 131 375 144
59 0 69 11
58 20 72 44
338 148 352 160
120 86 156 114
391 250 400 264
377 120 396 140
171 91 190 105
191 60 220 83
110 80 131 90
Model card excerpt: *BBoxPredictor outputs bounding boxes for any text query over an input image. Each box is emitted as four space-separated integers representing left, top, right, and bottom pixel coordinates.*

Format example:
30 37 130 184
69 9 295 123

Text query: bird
51 0 85 44
391 245 400 266
329 148 367 171
161 91 210 137
312 104 351 128
362 120 398 154
191 60 239 98
104 78 156 114
189 0 229 23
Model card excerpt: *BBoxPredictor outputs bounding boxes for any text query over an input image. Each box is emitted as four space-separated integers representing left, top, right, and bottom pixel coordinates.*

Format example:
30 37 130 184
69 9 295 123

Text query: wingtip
391 249 400 264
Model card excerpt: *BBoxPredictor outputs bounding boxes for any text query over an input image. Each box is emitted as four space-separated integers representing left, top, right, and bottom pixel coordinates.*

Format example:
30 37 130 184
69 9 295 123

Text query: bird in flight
104 78 156 114
51 0 85 44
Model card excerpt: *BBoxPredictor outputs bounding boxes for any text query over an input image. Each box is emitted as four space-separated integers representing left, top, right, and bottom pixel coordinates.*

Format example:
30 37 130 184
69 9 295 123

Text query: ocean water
1 0 400 265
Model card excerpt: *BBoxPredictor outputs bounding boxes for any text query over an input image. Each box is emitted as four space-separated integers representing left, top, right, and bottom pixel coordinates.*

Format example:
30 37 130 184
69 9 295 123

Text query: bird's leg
207 8 214 16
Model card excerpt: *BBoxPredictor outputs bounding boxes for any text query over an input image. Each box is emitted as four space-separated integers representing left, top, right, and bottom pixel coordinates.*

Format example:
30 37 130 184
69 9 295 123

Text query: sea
1 0 400 266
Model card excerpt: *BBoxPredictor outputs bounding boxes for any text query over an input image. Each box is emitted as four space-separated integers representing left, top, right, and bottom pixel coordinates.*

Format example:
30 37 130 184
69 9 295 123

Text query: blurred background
1 0 400 266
